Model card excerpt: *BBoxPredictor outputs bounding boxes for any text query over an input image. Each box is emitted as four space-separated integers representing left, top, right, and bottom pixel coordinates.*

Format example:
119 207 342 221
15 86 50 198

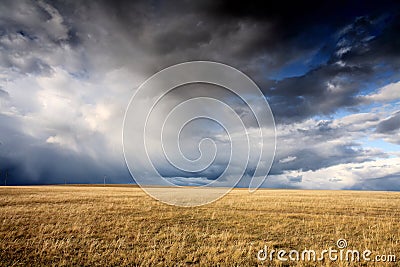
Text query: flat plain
0 186 399 266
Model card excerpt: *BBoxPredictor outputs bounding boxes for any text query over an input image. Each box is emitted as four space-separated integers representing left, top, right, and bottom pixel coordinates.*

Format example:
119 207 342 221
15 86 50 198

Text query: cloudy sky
0 0 400 190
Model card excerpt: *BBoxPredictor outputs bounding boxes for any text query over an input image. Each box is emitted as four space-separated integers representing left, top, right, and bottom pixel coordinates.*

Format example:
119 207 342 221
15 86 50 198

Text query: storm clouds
0 0 399 189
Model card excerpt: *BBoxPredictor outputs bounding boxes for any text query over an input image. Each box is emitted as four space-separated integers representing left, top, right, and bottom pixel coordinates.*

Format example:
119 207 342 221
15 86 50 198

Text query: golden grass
0 186 399 266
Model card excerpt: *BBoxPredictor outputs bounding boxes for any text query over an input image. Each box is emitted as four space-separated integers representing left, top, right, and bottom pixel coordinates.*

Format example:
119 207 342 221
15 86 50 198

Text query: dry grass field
0 186 399 266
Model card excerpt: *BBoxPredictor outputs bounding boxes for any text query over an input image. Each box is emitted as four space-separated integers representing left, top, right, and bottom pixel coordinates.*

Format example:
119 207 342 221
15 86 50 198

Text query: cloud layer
0 0 399 189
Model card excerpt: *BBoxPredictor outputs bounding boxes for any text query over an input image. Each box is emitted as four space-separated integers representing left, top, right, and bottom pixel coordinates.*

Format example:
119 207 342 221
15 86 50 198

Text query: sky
0 0 400 190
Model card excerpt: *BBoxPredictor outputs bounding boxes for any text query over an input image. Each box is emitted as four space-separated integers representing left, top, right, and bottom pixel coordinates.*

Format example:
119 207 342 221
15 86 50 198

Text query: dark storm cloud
94 0 400 123
262 12 400 122
80 0 400 125
44 0 399 77
77 0 320 74
264 64 371 122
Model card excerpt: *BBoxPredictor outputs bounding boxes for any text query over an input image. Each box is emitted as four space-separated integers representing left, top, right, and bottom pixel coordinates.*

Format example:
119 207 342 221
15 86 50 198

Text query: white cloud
360 81 400 103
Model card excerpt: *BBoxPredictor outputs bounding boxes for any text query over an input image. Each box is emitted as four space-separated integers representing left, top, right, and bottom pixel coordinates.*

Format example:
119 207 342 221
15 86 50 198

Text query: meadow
0 186 399 266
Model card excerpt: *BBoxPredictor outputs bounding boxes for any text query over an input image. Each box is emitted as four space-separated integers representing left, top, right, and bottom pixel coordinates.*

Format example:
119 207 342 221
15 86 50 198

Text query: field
0 186 399 266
